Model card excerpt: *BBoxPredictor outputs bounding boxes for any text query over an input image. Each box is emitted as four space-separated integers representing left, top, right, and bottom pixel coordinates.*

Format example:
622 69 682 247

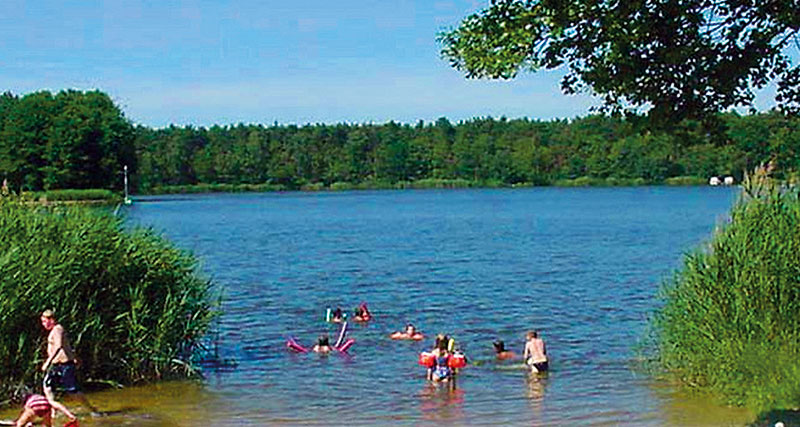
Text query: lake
5 186 752 425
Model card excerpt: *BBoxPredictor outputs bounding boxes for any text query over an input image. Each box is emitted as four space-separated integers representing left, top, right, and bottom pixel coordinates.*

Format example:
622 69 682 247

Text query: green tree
439 0 800 121
0 91 57 191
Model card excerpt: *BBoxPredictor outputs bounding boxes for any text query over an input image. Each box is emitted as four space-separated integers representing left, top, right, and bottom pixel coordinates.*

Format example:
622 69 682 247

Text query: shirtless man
40 309 99 416
523 331 548 373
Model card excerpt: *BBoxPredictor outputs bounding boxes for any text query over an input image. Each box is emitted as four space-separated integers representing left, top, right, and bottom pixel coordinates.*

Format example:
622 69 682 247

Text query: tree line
2 90 800 193
133 110 800 192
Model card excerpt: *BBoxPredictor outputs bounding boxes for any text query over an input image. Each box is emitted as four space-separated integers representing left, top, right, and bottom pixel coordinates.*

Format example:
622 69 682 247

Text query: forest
1 90 799 194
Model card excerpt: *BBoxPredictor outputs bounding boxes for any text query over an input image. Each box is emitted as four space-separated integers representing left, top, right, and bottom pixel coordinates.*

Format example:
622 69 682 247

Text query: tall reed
0 197 217 401
650 165 800 411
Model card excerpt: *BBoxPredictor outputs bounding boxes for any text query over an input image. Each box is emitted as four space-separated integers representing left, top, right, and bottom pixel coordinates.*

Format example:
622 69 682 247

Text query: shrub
650 166 800 411
0 198 217 400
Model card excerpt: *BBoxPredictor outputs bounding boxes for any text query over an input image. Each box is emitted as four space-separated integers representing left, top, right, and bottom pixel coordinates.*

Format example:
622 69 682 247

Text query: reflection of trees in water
418 380 465 422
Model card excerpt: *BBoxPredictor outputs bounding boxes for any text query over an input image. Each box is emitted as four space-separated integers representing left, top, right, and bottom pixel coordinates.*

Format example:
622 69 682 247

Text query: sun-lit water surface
3 186 756 426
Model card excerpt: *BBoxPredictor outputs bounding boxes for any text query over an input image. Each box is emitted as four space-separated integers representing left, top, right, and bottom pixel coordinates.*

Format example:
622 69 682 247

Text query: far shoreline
136 175 732 197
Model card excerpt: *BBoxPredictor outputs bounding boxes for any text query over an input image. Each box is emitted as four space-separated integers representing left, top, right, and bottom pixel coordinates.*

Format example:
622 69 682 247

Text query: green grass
22 188 121 203
0 197 218 402
149 183 288 194
663 176 707 186
648 167 800 412
145 175 713 195
554 176 649 187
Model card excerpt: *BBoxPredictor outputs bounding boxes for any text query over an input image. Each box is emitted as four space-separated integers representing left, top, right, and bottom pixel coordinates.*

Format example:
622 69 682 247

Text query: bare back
47 324 76 364
524 338 547 364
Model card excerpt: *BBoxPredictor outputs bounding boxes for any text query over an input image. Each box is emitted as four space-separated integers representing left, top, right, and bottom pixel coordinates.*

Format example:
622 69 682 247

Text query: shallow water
5 187 755 425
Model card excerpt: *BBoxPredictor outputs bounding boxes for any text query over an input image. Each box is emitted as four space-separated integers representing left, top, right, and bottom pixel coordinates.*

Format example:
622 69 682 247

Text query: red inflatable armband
418 352 435 368
448 354 466 368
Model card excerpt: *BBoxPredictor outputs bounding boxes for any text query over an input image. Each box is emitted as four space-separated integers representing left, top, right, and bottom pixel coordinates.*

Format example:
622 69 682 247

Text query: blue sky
0 0 782 128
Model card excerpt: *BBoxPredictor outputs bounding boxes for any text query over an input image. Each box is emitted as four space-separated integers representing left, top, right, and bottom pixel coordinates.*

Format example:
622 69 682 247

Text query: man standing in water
40 309 99 416
523 331 548 373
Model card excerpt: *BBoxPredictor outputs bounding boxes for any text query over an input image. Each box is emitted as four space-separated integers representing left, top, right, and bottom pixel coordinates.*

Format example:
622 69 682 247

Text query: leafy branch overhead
438 0 800 121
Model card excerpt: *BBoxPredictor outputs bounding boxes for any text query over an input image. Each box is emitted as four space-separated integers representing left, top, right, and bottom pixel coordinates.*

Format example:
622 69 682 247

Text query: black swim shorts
45 361 80 393
533 361 549 372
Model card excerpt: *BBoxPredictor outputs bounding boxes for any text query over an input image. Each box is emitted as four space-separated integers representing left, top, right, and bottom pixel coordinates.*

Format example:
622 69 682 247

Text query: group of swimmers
326 303 372 324
303 303 549 384
307 303 373 353
296 303 549 390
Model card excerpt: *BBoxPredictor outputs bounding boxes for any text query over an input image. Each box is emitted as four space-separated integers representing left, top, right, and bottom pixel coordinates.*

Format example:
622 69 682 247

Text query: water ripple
123 187 739 425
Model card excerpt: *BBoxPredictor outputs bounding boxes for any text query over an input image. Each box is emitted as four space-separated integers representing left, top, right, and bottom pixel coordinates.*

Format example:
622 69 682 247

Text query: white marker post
124 165 131 205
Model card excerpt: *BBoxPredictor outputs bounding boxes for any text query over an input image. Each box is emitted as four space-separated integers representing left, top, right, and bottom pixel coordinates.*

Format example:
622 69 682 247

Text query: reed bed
0 197 217 401
651 166 800 411
35 189 119 202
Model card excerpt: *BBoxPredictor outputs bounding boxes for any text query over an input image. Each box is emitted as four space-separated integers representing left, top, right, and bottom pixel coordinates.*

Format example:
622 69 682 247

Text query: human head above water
526 331 539 340
493 340 506 353
436 335 450 352
318 335 329 346
405 324 415 334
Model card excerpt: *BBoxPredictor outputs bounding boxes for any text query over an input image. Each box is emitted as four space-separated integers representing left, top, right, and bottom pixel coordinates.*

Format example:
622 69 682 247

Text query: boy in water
330 308 345 323
523 331 548 373
312 335 332 353
493 340 516 360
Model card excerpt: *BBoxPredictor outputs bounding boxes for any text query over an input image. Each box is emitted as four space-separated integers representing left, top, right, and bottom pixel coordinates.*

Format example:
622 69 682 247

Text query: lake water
4 186 754 425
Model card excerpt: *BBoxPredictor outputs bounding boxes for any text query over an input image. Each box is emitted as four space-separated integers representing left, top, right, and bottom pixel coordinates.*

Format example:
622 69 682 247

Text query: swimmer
330 308 345 323
429 336 452 382
390 324 424 340
313 335 332 353
11 393 76 427
493 340 517 360
353 303 372 322
523 331 548 373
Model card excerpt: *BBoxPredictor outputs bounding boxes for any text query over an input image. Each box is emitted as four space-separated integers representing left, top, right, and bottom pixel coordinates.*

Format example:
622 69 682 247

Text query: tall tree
0 91 57 190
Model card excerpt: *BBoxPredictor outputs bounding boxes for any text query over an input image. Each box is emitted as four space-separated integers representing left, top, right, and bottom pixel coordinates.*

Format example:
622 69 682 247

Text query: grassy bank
144 176 713 195
649 167 800 413
0 197 218 403
20 188 121 204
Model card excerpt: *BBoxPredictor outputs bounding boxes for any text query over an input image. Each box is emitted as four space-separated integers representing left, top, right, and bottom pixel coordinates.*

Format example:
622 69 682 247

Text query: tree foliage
132 111 800 192
438 0 800 121
0 90 135 192
2 90 800 194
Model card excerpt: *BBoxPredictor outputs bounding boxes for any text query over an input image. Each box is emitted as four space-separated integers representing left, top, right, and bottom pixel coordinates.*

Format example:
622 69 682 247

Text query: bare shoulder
50 324 65 337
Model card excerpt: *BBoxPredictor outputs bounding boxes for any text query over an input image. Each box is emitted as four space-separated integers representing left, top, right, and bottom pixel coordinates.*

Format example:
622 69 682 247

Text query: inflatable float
286 322 354 354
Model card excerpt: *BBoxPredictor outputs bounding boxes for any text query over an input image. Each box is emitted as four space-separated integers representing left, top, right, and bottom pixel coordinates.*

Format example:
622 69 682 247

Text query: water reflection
119 188 743 424
419 380 465 422
651 382 752 426
527 372 548 424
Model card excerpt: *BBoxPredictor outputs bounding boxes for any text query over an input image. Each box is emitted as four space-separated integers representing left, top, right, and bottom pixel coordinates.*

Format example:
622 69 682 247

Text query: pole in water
123 165 131 205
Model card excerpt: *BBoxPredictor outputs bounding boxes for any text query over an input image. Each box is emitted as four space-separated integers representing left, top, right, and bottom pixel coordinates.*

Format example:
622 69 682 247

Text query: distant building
709 176 721 186
723 176 735 185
